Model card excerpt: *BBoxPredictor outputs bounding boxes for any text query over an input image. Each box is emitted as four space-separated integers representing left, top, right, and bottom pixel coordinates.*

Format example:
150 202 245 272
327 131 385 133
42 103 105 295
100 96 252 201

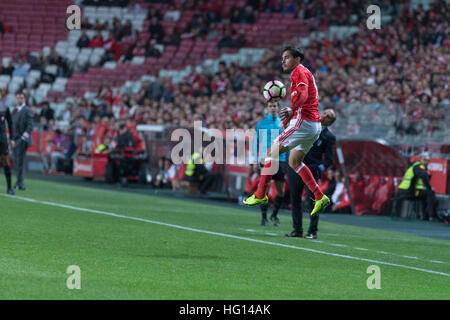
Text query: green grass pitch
0 178 449 299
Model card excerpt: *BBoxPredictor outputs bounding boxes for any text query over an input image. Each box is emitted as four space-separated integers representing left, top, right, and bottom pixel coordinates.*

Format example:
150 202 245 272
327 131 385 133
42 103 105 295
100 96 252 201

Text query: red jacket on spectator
89 37 104 48
104 38 123 61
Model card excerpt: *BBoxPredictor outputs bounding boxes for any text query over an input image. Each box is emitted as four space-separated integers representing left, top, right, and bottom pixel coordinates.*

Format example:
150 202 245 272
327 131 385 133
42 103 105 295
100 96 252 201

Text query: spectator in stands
206 22 220 41
148 16 165 43
93 19 107 31
239 5 255 24
88 104 100 123
112 17 123 40
81 17 92 30
76 30 91 48
39 102 55 123
1 60 14 76
127 0 144 15
103 31 123 61
48 129 69 173
217 30 234 49
145 39 162 58
165 27 181 46
190 14 209 39
12 59 29 78
165 157 181 190
230 7 241 23
100 103 115 119
146 5 163 21
164 4 181 21
89 31 104 48
154 156 167 189
0 20 4 34
118 20 134 41
196 0 222 21
233 30 247 48
330 170 350 213
61 102 73 123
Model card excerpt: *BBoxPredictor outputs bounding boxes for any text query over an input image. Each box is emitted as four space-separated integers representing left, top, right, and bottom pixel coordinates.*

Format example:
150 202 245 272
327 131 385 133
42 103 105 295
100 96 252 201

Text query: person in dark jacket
11 91 34 191
286 108 336 238
76 30 91 48
0 90 15 194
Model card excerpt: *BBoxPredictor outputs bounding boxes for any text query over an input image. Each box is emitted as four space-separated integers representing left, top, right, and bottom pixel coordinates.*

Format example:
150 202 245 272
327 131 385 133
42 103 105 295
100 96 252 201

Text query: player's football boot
310 195 330 216
304 233 318 239
243 194 268 206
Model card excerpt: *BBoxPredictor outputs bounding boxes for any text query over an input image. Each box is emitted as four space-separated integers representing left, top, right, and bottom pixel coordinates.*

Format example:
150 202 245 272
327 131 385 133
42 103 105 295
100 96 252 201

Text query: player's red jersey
290 64 321 122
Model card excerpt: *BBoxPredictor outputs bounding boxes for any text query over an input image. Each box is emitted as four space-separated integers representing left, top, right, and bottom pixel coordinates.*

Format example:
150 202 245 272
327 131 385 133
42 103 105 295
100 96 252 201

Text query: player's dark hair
282 46 304 62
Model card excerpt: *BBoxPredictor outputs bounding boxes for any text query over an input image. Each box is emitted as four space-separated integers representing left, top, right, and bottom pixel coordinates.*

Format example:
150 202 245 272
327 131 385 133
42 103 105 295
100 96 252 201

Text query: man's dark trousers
287 165 320 234
13 139 28 188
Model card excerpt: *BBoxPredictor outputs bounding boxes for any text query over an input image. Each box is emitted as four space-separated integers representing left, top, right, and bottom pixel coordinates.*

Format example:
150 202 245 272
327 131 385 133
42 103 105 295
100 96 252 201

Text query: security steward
185 152 215 194
285 108 336 238
0 90 15 195
397 153 437 221
115 123 135 187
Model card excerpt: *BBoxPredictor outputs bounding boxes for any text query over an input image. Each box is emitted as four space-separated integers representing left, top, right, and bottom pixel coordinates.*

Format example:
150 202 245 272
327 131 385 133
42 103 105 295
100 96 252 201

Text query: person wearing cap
397 153 437 221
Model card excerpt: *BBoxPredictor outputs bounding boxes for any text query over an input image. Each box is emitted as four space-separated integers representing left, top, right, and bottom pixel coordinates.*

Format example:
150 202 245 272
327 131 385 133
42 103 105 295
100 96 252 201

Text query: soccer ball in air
263 80 286 101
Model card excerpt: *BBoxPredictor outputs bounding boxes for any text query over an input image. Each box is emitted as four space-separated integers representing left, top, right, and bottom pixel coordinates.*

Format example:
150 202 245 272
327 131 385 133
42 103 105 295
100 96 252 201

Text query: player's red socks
295 163 324 200
254 158 277 199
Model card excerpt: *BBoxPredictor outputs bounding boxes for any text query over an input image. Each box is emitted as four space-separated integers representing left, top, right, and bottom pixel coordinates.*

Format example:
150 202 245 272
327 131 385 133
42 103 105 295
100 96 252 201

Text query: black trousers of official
12 139 28 188
395 188 437 220
417 189 437 220
287 165 320 234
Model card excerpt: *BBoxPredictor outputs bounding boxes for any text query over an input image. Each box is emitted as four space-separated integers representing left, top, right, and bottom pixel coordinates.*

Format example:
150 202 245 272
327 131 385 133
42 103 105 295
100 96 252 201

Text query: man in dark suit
285 108 337 239
0 90 15 195
11 91 34 190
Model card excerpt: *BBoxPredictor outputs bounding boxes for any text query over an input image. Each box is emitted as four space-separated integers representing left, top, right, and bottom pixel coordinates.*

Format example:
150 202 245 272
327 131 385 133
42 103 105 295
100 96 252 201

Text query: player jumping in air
243 46 330 216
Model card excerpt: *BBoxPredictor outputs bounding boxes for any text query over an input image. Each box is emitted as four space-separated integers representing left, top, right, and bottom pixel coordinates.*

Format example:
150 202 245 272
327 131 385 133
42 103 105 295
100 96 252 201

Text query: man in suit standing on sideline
11 91 34 190
285 108 336 238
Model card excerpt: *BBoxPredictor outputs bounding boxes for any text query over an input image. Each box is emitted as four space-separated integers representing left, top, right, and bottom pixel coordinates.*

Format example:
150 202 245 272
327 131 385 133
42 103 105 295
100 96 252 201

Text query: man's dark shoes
261 218 268 226
14 185 25 191
285 230 303 238
305 233 318 239
7 188 15 195
270 215 280 227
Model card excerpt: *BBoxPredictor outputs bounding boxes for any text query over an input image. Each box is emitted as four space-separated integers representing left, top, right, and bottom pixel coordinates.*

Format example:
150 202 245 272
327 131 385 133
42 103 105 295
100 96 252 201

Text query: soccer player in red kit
244 46 330 215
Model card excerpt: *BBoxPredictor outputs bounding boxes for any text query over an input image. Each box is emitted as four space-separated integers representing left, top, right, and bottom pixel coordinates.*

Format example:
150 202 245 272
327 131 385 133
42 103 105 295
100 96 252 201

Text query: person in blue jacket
251 100 288 227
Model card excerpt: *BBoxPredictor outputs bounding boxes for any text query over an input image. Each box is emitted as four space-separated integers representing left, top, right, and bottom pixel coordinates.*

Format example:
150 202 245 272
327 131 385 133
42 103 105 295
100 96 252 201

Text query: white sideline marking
402 256 419 260
329 243 348 248
3 194 450 278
